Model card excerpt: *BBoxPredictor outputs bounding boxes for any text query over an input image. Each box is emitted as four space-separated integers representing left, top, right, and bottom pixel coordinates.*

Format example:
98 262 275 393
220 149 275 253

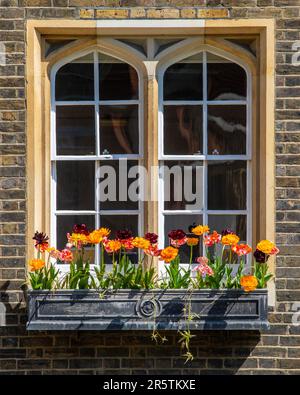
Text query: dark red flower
168 229 186 240
33 231 49 251
221 228 235 237
72 224 90 235
253 249 269 263
116 229 133 240
145 232 158 245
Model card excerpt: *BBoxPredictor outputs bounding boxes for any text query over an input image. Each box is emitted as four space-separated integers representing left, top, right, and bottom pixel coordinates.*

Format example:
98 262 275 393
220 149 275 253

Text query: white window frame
50 48 144 267
157 47 252 269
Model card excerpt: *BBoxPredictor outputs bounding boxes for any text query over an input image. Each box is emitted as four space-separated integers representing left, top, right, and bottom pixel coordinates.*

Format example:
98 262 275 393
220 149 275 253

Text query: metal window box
26 289 269 331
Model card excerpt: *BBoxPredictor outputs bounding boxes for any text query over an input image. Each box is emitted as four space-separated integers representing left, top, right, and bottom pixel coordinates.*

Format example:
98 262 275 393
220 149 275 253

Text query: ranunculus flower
159 246 178 263
191 225 210 236
231 243 252 256
240 275 258 292
168 229 186 240
221 234 240 246
253 248 269 263
121 238 134 250
59 249 73 263
196 256 209 265
256 240 279 255
144 232 158 245
29 258 45 272
116 229 133 240
204 231 221 246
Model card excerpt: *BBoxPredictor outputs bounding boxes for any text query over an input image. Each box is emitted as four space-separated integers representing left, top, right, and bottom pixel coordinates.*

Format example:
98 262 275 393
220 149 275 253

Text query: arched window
52 51 142 263
160 50 250 262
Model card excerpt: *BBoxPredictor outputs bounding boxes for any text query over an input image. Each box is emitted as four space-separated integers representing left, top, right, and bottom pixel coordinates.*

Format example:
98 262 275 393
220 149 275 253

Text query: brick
130 7 146 18
95 9 129 19
79 8 94 19
180 8 196 18
146 8 180 18
197 8 229 18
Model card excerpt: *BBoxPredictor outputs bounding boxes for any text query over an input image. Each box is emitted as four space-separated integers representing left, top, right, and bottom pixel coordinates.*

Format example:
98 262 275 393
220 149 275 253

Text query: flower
221 228 235 237
193 262 214 277
88 228 110 244
168 229 187 248
159 246 178 263
256 240 279 255
116 229 133 240
196 256 209 265
68 233 89 246
59 249 73 263
104 240 122 253
231 243 252 256
186 237 199 247
72 224 90 235
121 238 134 250
33 231 49 252
144 232 158 245
253 249 269 263
191 225 210 236
168 229 186 240
29 258 45 272
144 245 161 257
132 237 151 250
46 247 60 260
240 275 258 292
221 234 240 246
204 231 221 247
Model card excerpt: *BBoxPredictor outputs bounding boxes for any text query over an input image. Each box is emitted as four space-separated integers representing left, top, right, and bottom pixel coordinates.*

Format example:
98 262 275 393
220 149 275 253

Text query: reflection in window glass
164 106 203 155
100 63 138 100
56 106 95 156
56 161 95 211
163 161 204 211
55 54 94 101
164 215 203 263
208 161 247 210
207 105 246 155
164 61 203 101
100 105 139 155
208 214 247 241
207 54 247 101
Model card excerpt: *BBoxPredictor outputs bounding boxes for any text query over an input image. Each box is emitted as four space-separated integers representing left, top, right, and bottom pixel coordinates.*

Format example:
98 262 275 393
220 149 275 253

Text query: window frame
157 47 252 266
26 19 275 302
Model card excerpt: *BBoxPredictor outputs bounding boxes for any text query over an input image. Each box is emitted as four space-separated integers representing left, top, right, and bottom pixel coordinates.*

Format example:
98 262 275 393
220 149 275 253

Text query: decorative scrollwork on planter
135 298 162 318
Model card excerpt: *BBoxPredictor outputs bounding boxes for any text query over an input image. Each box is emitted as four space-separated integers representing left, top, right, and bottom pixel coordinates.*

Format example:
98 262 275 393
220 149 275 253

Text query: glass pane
100 105 139 155
100 215 139 264
163 161 204 211
56 214 95 250
164 105 203 155
208 161 247 210
207 105 246 155
56 106 95 156
55 53 94 101
208 214 247 241
99 62 138 100
164 55 203 100
98 160 139 210
164 215 203 263
207 53 247 100
56 161 95 210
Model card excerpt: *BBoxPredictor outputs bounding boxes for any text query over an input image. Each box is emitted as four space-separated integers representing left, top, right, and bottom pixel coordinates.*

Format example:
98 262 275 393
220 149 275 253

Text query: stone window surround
26 18 276 303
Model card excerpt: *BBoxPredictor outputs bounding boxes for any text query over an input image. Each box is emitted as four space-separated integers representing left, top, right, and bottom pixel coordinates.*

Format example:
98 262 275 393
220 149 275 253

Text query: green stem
189 246 193 267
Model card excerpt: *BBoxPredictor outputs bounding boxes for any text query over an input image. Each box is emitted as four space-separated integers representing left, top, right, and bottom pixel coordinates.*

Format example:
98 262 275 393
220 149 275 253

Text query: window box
26 289 269 331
